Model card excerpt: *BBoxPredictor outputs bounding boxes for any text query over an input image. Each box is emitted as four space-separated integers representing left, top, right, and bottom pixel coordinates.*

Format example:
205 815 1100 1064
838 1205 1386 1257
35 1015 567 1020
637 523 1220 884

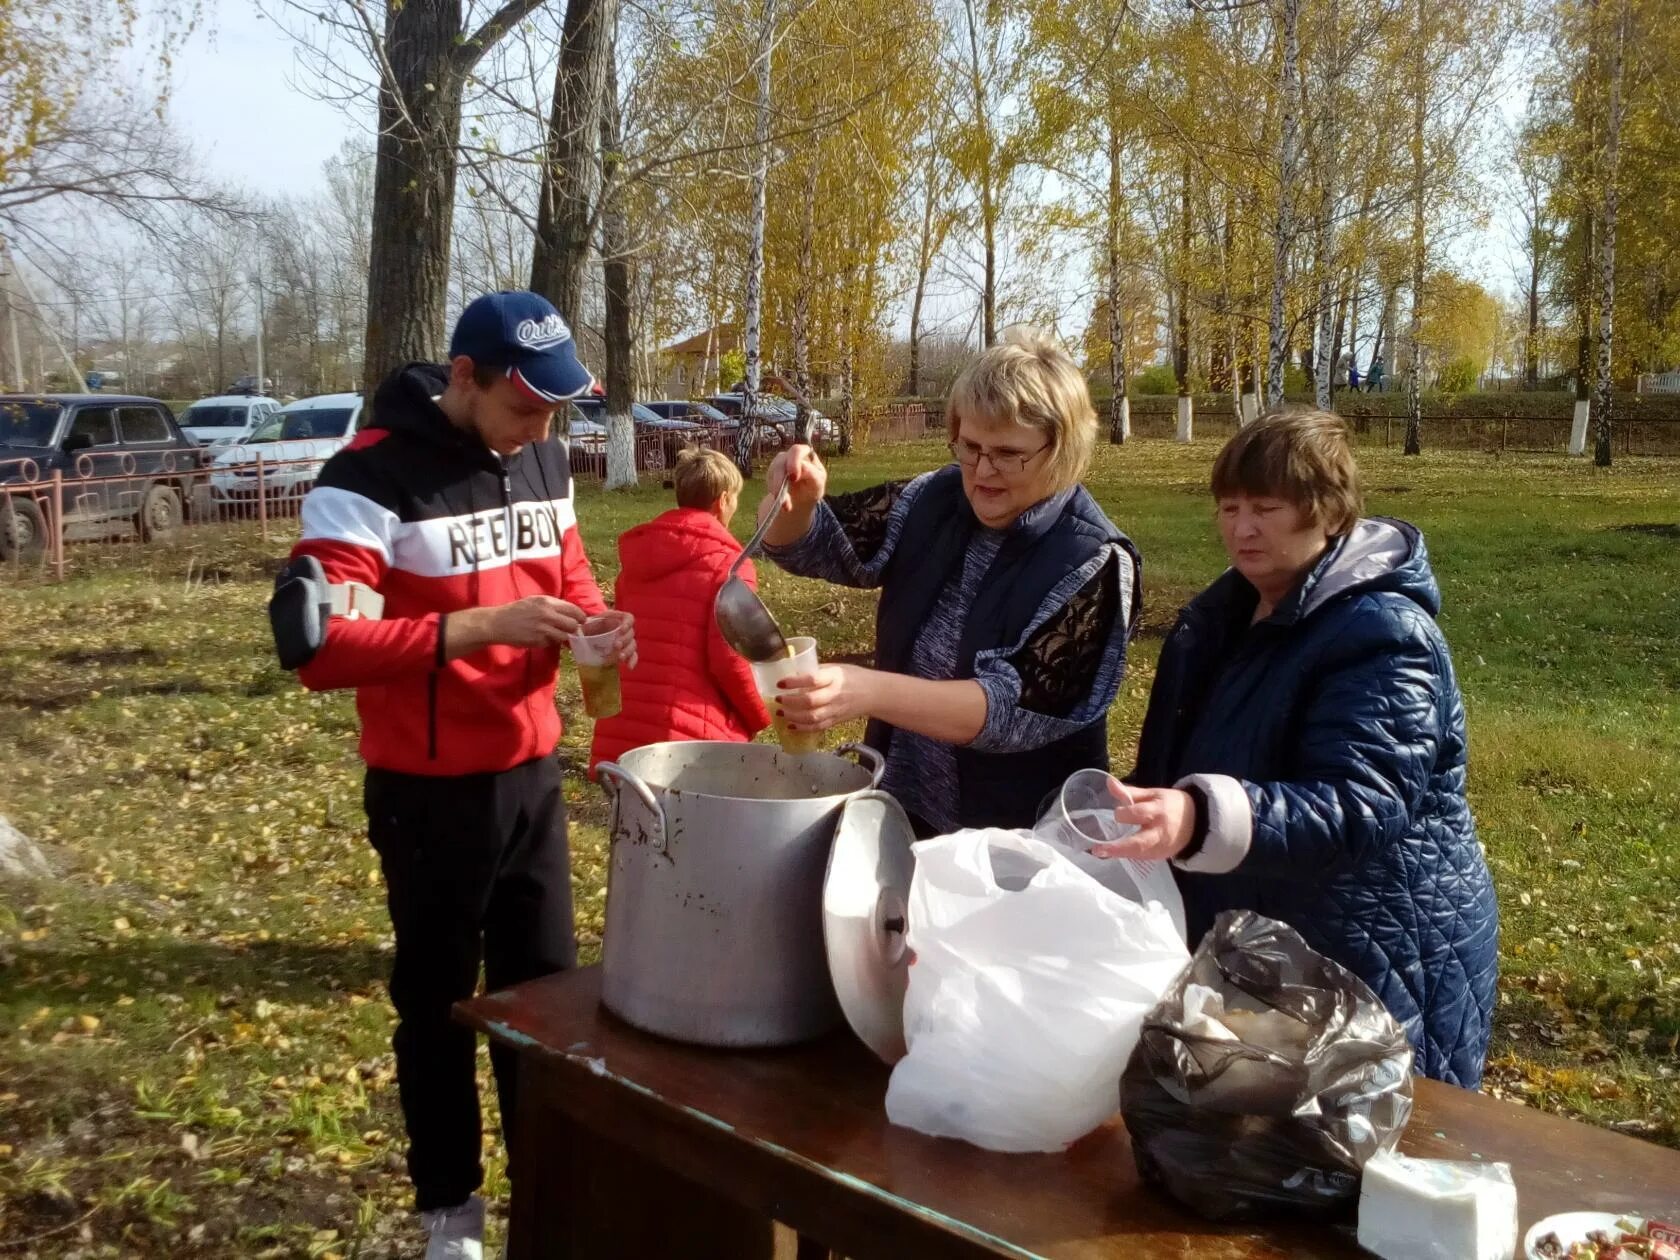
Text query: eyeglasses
947 438 1050 476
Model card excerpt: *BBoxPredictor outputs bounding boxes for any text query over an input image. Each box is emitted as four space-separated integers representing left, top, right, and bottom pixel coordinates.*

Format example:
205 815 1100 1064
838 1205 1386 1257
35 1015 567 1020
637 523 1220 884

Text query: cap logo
515 313 571 350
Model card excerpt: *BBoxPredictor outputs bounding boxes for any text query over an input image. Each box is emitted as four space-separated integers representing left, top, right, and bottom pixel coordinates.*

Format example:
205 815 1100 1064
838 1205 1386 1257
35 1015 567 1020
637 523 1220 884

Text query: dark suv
0 394 207 562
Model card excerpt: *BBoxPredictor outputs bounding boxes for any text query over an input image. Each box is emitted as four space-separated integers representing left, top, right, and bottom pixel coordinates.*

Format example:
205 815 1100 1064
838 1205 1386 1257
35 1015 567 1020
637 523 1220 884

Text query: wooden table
457 967 1680 1259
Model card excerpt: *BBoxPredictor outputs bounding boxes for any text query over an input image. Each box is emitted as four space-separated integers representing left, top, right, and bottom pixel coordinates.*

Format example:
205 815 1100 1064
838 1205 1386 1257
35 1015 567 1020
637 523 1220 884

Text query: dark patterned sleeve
969 546 1135 753
761 474 929 589
1015 558 1122 714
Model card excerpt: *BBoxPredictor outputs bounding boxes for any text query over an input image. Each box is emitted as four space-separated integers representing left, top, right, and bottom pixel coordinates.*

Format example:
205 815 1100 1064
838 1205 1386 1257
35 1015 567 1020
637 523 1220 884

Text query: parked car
0 394 207 562
704 393 837 448
207 392 363 512
641 400 733 427
564 398 707 473
177 394 284 449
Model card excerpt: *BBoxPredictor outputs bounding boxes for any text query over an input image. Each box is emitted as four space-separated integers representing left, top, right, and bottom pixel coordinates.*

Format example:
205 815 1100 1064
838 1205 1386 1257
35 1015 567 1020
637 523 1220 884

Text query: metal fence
566 427 720 484
1122 409 1680 456
857 402 940 444
1 449 331 581
0 420 821 581
5 406 1674 583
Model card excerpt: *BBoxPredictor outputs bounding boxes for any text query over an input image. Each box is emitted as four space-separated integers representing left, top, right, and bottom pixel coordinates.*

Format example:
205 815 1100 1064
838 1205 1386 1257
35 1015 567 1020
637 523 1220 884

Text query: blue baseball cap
449 290 594 404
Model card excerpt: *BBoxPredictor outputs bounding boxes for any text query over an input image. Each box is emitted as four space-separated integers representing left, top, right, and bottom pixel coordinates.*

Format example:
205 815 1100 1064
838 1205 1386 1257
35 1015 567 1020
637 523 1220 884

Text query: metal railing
858 402 939 444
9 407 1672 582
1117 409 1680 456
1 450 331 581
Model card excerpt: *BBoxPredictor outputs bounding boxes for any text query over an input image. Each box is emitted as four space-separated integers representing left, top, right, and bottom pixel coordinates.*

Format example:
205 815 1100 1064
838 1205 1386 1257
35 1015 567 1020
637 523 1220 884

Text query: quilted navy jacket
1132 518 1499 1087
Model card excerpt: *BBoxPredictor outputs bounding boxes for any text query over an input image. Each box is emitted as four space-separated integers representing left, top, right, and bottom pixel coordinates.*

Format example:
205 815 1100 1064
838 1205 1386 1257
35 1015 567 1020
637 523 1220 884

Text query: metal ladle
714 466 793 662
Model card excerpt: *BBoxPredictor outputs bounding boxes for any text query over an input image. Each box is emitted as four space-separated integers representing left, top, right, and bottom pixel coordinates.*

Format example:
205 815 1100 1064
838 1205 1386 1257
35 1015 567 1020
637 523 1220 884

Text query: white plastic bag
884 828 1191 1153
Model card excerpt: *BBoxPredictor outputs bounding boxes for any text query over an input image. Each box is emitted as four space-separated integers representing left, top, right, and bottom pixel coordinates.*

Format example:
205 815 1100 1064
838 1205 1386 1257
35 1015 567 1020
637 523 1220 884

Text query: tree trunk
1346 267 1361 386
1229 327 1242 426
1211 201 1235 399
1403 0 1425 456
1237 226 1259 423
601 48 636 491
363 0 469 393
736 0 774 474
1266 0 1301 409
910 142 939 398
1106 120 1130 444
1570 208 1595 454
838 265 855 457
792 157 817 445
962 0 996 348
1593 0 1627 468
1175 159 1193 442
703 320 716 398
1175 158 1192 397
1313 0 1341 411
1525 241 1542 389
1329 271 1350 399
529 0 615 326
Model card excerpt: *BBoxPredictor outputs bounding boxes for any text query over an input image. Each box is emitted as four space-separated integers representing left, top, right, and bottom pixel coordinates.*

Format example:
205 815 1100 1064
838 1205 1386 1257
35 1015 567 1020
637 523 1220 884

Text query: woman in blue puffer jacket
1104 409 1499 1087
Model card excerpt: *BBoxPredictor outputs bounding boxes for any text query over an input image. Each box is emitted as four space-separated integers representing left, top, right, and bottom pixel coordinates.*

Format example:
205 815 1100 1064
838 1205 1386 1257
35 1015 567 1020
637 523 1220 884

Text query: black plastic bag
1120 910 1414 1222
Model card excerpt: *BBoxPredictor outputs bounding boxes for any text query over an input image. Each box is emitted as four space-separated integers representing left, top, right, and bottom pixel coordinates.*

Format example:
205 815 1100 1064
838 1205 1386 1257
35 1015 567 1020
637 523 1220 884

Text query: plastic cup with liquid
570 613 626 719
748 635 824 755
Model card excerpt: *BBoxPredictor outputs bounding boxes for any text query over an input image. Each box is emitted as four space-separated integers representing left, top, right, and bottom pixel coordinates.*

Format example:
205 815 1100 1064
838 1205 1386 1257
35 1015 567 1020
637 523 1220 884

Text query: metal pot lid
822 789 917 1064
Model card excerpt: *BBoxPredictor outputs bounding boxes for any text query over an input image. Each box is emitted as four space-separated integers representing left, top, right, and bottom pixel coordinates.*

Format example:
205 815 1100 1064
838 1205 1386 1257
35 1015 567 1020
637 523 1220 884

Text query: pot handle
838 742 886 789
595 760 668 855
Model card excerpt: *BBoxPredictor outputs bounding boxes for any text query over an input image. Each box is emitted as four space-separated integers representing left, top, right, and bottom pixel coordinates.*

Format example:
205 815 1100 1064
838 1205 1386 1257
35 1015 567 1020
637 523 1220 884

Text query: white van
208 392 364 509
177 395 284 449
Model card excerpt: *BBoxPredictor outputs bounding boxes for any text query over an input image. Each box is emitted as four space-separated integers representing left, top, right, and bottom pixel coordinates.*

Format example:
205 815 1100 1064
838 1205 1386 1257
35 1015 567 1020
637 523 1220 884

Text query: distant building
656 325 739 399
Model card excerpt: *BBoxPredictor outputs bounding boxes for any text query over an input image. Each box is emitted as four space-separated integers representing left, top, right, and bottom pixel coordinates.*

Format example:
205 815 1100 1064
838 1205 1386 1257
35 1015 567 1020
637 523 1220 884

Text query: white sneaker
421 1194 485 1260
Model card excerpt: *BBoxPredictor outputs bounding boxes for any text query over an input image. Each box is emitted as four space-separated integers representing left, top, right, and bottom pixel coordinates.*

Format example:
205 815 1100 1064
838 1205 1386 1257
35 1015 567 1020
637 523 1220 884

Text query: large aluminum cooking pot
594 740 884 1047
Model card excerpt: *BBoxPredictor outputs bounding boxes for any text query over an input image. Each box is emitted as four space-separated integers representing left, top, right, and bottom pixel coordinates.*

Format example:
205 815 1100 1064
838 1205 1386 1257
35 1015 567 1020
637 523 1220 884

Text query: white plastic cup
570 613 626 719
749 635 823 754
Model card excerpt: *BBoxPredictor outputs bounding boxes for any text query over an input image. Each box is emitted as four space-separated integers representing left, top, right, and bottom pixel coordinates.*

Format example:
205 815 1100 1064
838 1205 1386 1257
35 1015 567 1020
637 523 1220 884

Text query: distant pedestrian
1366 356 1386 394
1348 362 1361 392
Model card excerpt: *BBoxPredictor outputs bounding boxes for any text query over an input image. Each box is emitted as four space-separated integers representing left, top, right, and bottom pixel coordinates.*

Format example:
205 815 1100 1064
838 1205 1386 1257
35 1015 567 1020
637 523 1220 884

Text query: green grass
1 440 1678 1255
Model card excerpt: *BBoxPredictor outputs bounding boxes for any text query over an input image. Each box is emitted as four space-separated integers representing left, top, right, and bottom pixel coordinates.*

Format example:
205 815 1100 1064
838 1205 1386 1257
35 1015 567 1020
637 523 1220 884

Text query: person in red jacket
272 291 634 1260
590 447 769 770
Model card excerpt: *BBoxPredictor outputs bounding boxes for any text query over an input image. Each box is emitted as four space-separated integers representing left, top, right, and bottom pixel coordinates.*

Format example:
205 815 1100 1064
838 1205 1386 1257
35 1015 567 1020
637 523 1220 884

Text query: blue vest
866 465 1141 830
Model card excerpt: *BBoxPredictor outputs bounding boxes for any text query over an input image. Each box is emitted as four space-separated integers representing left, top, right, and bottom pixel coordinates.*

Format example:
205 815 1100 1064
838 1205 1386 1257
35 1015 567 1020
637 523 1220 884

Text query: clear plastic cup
570 613 626 719
748 635 824 754
1056 767 1139 848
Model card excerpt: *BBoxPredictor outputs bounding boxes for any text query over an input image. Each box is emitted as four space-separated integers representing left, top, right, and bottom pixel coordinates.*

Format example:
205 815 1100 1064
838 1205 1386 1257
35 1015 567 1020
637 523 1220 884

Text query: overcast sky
168 0 365 193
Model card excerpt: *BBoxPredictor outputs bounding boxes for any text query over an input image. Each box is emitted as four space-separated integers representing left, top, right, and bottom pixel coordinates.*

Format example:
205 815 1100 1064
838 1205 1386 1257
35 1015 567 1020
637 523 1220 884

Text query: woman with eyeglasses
758 328 1141 835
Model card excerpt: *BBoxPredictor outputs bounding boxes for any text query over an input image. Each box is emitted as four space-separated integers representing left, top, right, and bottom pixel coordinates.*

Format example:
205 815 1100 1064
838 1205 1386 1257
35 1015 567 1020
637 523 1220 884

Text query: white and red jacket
290 362 606 776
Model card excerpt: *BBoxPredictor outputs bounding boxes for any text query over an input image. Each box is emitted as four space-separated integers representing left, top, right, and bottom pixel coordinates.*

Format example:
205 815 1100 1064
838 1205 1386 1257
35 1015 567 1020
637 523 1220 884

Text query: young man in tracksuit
277 291 634 1260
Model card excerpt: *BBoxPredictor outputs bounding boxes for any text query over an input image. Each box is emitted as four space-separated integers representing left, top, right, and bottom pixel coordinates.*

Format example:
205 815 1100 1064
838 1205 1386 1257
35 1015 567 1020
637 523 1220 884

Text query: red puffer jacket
588 508 770 770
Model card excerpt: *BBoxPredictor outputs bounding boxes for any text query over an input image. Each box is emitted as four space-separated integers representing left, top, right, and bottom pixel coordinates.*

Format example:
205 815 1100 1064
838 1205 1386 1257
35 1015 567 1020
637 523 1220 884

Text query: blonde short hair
946 327 1097 496
1210 409 1364 534
673 447 741 509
